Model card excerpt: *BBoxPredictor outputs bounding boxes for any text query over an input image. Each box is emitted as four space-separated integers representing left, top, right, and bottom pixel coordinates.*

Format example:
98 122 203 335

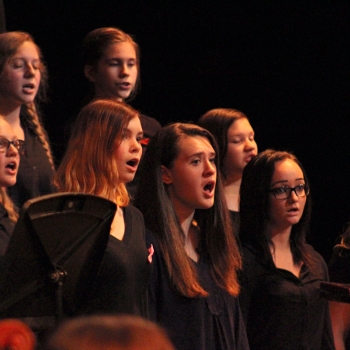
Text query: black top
147 231 250 350
0 203 15 257
0 203 14 282
85 205 151 318
127 114 161 199
240 244 335 350
8 119 55 208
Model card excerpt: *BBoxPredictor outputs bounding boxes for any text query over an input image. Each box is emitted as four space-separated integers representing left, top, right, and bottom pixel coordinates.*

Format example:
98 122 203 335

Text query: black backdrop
3 1 350 261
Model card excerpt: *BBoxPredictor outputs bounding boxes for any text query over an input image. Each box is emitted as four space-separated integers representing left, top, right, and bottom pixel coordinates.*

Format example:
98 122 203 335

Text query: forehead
13 41 39 58
227 118 253 134
176 135 214 157
126 116 142 130
102 41 136 59
272 158 303 181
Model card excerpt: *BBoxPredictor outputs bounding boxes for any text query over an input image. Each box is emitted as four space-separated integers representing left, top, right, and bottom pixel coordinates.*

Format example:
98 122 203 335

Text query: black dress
147 231 250 350
0 203 15 257
240 244 335 350
85 205 151 318
8 118 55 208
0 203 15 282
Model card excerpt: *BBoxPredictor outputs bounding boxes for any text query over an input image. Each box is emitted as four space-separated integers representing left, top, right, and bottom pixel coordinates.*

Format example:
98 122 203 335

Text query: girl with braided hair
0 31 55 208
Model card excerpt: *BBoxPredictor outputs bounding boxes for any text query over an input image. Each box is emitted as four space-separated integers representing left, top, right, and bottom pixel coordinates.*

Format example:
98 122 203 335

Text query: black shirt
240 244 335 350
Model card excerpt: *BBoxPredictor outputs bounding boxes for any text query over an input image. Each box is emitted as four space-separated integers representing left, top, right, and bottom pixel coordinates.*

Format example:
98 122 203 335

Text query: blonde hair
55 99 139 206
0 188 18 222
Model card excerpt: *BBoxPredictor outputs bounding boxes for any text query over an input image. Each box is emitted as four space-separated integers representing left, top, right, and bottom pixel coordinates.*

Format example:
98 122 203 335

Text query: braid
25 103 55 170
0 188 18 222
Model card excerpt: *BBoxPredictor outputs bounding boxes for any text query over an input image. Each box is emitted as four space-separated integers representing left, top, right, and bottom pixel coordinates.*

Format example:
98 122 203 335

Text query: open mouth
126 159 139 167
23 83 35 92
287 208 298 212
6 162 16 171
203 181 215 193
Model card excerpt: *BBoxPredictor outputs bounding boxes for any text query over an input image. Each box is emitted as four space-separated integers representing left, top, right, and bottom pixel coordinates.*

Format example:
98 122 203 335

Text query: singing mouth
6 161 17 171
203 181 215 193
126 159 139 167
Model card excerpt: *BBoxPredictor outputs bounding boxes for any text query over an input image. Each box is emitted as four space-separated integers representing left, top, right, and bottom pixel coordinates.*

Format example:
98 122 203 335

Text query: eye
273 186 288 195
0 138 7 147
11 59 24 68
109 61 120 67
191 159 200 165
32 61 42 70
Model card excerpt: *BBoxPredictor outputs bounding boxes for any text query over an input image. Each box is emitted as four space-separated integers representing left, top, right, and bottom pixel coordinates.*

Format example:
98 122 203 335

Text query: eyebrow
187 151 216 158
271 177 304 187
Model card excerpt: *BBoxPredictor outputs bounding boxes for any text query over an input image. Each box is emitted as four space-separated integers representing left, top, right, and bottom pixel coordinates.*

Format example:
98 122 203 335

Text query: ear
84 64 96 82
161 165 172 185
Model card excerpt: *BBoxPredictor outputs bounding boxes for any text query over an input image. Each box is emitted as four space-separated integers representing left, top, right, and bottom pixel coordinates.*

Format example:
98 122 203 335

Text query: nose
6 143 19 157
130 138 141 154
288 189 299 202
24 63 36 77
119 63 130 77
244 139 257 152
203 159 216 177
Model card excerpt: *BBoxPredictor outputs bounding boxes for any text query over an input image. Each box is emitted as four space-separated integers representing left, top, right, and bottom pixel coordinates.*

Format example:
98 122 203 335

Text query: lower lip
203 189 215 199
118 84 131 91
23 87 35 94
126 164 138 172
5 168 16 176
287 210 299 217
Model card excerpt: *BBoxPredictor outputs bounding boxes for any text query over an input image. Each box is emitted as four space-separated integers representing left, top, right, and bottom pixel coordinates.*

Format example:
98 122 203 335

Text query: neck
178 210 200 262
269 225 292 249
223 176 242 211
179 211 195 237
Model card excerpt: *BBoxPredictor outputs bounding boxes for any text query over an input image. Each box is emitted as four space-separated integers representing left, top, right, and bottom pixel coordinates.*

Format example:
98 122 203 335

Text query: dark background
3 1 350 261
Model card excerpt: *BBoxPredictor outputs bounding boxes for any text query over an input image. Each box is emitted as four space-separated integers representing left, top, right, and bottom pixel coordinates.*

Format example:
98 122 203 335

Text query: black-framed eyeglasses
268 184 309 200
0 138 25 154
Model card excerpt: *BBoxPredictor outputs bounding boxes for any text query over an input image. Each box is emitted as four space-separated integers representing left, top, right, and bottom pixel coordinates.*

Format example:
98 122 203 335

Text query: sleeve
238 247 261 325
318 253 336 350
146 230 160 322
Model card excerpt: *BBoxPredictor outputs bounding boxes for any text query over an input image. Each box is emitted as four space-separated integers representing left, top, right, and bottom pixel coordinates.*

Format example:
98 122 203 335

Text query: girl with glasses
0 118 22 257
54 99 151 317
239 149 334 349
0 31 55 208
135 123 249 350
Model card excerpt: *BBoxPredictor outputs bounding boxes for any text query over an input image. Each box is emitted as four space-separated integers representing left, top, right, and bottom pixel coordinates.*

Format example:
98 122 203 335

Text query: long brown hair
55 99 139 206
240 149 312 266
0 31 54 170
135 123 241 297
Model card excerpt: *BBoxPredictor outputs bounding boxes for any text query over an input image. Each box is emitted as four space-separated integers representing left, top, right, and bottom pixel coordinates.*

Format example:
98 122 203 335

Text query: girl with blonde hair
55 99 151 317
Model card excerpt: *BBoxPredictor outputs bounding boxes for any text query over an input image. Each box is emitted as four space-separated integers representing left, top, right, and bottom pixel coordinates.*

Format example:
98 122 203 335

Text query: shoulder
305 243 329 277
123 204 144 221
